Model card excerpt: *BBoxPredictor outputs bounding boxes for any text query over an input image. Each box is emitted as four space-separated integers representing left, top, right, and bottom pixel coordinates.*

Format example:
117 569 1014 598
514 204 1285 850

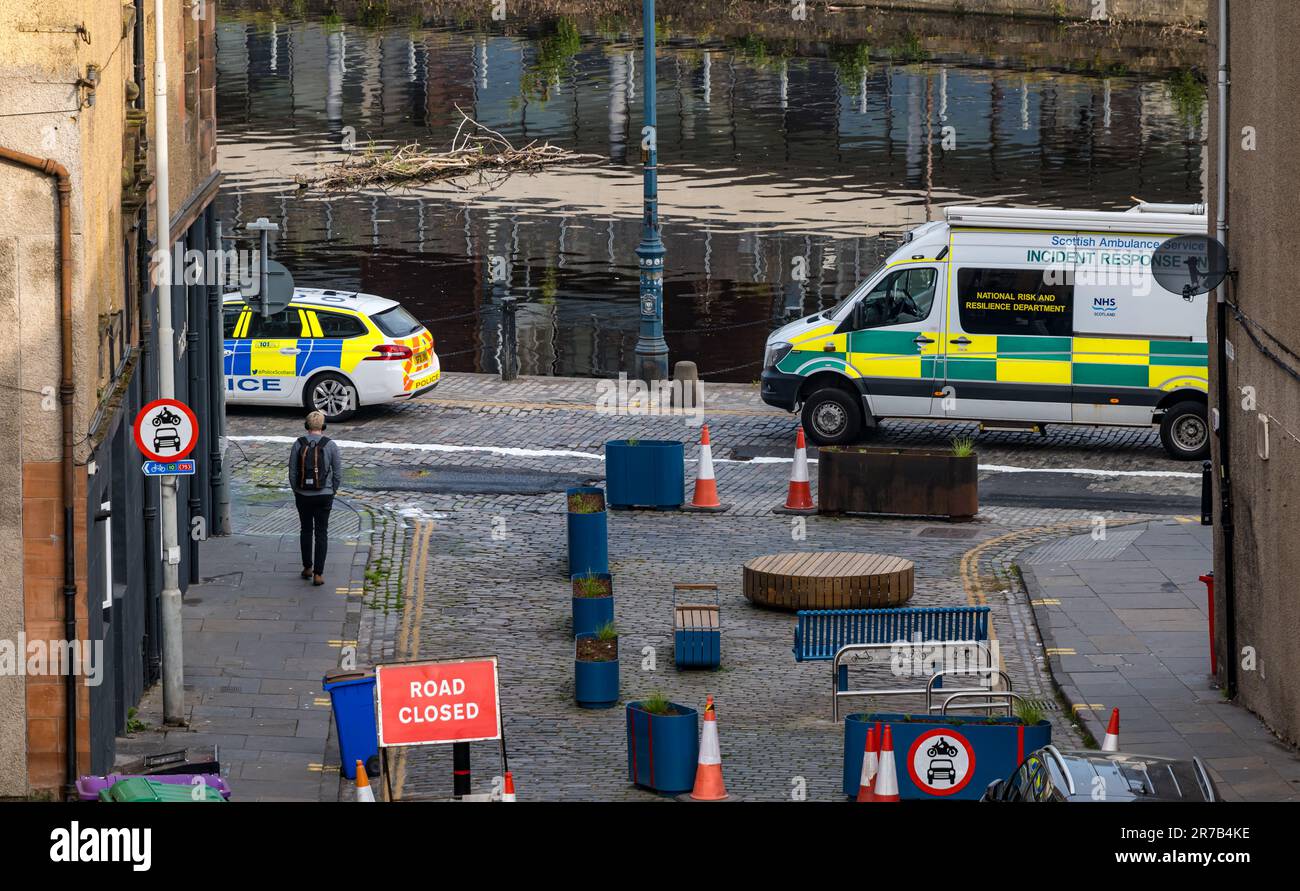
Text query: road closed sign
907 728 976 797
375 656 501 747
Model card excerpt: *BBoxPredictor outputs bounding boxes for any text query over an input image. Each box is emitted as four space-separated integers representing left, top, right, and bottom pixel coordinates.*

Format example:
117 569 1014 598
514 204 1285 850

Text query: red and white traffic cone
855 726 879 802
686 425 726 511
355 760 376 802
1102 708 1120 752
776 426 816 513
501 771 517 802
872 726 900 802
685 696 732 801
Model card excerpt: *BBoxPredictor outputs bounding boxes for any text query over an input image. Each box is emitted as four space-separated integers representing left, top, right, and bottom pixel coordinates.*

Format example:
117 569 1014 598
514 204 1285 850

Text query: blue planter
575 635 619 709
566 486 608 577
626 701 698 793
571 573 614 637
605 440 685 510
321 670 378 781
843 713 1052 800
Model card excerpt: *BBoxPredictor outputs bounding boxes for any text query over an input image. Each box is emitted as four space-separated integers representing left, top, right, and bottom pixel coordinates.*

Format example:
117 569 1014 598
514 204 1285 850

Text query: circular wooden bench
742 552 915 611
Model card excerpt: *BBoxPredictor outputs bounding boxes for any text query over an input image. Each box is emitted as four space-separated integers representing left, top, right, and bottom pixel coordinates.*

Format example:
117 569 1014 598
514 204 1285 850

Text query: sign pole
452 743 471 799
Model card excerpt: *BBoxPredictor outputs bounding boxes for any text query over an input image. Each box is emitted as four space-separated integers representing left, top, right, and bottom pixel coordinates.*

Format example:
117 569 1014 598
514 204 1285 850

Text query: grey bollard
672 360 700 411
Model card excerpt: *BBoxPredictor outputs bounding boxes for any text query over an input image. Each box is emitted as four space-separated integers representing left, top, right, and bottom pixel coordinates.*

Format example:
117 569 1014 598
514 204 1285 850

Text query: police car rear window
315 312 367 338
371 306 422 337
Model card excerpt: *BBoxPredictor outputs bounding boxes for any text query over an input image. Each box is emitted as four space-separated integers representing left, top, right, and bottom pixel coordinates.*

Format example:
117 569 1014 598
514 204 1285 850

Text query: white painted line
228 435 1199 477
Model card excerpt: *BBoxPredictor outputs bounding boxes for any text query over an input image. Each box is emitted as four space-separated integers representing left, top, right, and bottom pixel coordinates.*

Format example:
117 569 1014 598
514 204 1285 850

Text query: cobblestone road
222 372 1199 800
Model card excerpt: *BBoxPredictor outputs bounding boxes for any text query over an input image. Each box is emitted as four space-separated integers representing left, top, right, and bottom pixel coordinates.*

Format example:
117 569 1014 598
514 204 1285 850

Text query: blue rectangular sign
142 459 196 477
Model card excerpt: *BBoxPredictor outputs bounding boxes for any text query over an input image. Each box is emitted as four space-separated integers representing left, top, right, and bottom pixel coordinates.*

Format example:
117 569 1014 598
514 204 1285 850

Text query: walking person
290 411 343 586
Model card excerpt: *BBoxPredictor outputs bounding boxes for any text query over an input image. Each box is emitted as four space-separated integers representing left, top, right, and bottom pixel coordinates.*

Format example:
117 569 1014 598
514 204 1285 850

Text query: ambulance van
760 204 1210 459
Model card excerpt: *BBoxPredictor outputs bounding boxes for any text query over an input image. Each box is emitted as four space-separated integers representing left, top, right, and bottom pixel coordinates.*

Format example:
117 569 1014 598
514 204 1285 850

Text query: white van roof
944 204 1207 235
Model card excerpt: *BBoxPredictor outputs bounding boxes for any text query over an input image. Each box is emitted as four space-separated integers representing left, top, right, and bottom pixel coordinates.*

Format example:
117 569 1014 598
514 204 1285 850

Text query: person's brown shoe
312 574 324 586
301 568 312 580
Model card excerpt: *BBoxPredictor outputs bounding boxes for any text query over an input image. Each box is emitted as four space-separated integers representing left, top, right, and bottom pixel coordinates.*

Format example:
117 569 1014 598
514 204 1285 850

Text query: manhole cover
917 526 982 539
352 464 598 495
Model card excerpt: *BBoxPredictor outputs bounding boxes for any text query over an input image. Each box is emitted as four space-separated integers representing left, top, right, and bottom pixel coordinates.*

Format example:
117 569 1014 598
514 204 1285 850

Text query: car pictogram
928 759 957 785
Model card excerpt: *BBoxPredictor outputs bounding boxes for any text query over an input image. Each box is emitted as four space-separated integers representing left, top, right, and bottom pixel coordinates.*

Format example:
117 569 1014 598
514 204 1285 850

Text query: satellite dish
240 259 295 315
1153 235 1228 300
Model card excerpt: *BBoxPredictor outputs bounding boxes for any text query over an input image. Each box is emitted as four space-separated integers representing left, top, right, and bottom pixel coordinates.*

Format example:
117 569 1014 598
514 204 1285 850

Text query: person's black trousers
295 493 334 575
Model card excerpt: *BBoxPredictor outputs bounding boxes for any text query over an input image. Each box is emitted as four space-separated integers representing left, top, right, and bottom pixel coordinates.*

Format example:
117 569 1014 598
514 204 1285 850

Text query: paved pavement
124 370 1294 802
1021 520 1300 801
116 483 370 801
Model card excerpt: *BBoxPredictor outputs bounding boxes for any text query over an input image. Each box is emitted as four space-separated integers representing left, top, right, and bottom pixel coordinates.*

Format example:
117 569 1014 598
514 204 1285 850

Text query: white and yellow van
761 205 1210 459
222 288 440 422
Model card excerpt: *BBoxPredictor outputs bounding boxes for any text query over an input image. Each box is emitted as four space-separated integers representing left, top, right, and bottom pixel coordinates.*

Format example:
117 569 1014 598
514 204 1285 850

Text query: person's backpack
295 436 332 491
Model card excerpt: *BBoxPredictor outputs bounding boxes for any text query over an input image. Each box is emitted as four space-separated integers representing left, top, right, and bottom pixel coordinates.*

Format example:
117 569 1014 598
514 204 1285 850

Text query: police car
222 288 440 421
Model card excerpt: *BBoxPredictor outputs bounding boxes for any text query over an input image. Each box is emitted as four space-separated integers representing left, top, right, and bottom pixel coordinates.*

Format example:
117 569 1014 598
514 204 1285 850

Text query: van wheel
1159 401 1209 460
305 372 359 423
801 388 862 445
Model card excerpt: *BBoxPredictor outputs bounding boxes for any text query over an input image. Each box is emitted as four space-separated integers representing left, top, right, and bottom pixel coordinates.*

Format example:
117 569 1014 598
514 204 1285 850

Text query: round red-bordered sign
133 398 200 463
907 728 976 797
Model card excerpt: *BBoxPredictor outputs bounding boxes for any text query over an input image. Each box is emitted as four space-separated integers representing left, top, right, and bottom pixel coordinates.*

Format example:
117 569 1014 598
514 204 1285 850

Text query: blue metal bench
794 606 991 689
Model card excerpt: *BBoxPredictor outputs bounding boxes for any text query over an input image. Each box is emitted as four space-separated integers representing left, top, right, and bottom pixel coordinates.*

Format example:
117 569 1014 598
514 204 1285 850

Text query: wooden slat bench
673 584 721 669
743 552 914 610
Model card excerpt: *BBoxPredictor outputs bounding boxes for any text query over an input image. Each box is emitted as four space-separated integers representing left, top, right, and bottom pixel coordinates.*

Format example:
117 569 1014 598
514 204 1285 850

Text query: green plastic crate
97 777 226 802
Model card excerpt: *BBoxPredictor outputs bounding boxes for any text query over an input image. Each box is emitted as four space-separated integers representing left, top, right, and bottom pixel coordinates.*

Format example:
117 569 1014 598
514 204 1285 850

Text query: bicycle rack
925 665 1024 718
831 640 995 722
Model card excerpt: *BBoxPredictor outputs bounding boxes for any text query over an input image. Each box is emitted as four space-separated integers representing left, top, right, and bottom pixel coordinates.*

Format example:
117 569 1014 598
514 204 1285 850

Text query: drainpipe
0 146 77 794
1214 0 1238 698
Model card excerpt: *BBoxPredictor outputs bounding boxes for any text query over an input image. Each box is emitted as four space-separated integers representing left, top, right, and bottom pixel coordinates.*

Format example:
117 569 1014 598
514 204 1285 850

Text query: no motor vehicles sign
375 656 501 747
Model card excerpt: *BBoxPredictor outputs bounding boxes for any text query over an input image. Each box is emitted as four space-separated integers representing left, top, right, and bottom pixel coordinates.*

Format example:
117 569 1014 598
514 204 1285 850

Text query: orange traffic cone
1102 708 1120 752
872 726 900 802
775 427 816 513
355 760 376 802
501 771 517 802
686 425 727 511
855 726 879 802
686 696 731 801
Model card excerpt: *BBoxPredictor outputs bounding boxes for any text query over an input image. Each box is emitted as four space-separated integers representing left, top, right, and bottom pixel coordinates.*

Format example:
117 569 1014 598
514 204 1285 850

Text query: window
847 267 938 330
313 311 367 338
247 308 304 339
957 267 1073 337
223 307 244 338
371 305 423 337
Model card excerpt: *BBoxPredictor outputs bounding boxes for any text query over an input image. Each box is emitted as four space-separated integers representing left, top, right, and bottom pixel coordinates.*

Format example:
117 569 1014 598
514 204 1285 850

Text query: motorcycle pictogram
926 737 959 758
151 407 182 427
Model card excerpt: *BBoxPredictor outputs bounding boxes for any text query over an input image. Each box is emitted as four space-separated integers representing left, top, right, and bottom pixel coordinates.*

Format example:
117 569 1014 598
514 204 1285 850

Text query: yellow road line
1046 647 1076 656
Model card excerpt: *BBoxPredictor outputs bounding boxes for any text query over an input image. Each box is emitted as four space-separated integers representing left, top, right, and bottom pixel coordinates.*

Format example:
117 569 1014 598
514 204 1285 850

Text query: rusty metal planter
817 446 977 520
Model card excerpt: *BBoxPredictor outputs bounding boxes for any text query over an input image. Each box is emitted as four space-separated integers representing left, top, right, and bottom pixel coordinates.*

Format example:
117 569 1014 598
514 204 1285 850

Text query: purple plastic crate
76 774 232 801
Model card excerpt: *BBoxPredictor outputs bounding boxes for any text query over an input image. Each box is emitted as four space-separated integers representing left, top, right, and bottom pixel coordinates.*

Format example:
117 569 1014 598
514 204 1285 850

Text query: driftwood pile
296 108 599 193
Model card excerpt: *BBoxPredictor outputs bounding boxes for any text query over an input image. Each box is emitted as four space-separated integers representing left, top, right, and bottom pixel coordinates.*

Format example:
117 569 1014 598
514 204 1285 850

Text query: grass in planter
572 575 612 598
637 690 675 715
951 435 975 458
577 624 617 662
1014 699 1044 726
567 491 605 513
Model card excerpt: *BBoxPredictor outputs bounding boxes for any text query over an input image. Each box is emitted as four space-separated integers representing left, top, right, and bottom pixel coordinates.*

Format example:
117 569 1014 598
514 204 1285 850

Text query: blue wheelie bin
323 669 379 780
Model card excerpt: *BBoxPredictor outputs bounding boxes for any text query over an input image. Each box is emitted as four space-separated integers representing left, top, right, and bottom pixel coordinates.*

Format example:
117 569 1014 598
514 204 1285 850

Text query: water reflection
216 13 1206 381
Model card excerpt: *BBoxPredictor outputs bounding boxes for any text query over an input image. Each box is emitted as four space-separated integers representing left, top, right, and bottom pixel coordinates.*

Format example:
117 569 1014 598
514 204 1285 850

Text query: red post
1198 573 1216 676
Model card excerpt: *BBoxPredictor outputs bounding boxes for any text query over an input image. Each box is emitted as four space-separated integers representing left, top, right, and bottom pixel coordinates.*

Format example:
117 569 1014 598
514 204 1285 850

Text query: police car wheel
306 372 359 422
801 388 862 446
1159 400 1209 461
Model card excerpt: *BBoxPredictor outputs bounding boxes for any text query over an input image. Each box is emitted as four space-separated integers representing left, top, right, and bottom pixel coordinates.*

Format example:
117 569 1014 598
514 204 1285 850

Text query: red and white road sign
133 398 199 463
907 728 976 797
376 656 501 747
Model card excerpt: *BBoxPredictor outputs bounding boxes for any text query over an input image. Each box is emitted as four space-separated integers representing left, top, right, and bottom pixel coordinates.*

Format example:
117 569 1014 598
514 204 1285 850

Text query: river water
215 7 1206 382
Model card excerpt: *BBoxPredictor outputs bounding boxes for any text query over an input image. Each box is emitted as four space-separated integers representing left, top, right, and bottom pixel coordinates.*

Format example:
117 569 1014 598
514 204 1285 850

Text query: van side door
838 264 943 418
943 265 1074 422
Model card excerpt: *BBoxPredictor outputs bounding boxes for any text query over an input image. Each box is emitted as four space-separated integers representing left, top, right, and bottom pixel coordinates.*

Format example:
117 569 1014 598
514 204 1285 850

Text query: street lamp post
634 0 669 382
